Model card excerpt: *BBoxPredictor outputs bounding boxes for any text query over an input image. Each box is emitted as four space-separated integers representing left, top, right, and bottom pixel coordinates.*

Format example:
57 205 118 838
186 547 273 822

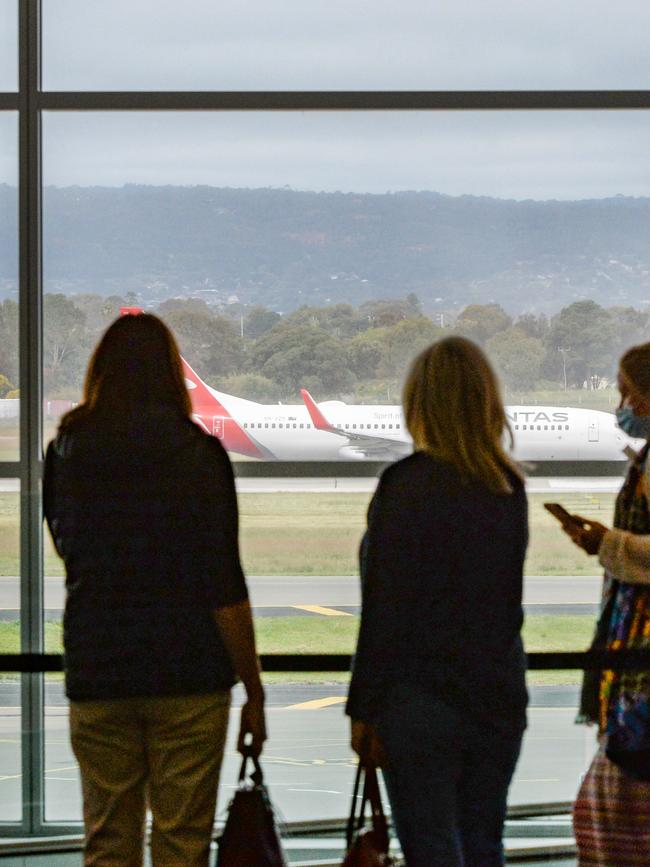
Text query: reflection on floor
0 816 578 865
0 858 578 867
0 842 579 866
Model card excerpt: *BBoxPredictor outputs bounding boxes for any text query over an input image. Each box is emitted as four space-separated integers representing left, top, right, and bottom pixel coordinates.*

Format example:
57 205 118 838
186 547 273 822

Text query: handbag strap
345 762 364 847
346 763 390 853
361 765 390 852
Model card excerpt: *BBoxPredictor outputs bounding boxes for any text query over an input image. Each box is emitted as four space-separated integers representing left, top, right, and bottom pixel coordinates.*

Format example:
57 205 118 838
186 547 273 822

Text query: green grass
0 614 596 657
0 616 593 686
239 492 617 577
0 424 19 462
1 489 618 578
0 493 20 576
0 621 64 654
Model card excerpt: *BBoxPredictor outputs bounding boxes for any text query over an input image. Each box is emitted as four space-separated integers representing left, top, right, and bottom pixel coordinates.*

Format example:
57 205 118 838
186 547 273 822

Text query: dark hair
59 313 191 431
620 343 650 397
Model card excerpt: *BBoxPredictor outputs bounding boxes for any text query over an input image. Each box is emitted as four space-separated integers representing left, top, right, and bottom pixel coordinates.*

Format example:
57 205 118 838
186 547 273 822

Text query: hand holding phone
544 503 609 555
543 502 586 529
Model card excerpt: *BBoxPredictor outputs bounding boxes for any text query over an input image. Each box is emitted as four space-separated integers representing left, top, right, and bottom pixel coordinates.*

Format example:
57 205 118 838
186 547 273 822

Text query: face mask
616 406 650 439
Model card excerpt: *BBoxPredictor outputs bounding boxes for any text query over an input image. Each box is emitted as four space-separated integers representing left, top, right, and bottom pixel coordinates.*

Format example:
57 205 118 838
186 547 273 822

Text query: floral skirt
574 745 650 865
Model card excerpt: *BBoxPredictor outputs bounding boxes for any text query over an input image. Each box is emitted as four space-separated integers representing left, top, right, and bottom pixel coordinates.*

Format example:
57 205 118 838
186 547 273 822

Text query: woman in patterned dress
562 342 650 866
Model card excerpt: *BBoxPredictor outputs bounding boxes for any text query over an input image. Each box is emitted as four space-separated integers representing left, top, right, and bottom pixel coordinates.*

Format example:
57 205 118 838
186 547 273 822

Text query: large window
2 0 650 849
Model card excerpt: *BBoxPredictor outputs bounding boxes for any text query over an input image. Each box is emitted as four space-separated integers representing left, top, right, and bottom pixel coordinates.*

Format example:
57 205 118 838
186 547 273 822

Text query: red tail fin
120 306 266 459
300 389 336 433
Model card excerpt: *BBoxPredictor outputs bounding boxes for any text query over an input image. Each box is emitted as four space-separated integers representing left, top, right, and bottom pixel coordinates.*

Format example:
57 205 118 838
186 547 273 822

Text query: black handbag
216 752 287 867
342 763 396 866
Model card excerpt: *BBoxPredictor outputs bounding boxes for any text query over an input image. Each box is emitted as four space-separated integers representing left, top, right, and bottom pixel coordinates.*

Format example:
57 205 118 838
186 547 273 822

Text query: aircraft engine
337 446 367 461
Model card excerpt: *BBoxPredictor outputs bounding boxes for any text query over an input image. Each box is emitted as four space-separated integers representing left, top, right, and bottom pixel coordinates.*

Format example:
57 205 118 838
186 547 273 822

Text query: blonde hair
403 336 522 494
620 342 650 396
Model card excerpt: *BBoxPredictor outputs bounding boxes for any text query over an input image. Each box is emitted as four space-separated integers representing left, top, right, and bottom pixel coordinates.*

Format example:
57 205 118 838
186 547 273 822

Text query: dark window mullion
18 0 43 838
36 89 650 112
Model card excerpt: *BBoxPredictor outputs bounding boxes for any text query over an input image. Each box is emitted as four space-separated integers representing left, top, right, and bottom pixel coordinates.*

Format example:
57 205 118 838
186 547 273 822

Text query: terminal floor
0 853 578 866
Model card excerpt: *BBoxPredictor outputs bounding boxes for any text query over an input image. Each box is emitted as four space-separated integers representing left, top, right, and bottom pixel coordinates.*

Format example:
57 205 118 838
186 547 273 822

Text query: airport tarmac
234 476 625 494
0 476 626 494
0 573 603 613
0 680 595 826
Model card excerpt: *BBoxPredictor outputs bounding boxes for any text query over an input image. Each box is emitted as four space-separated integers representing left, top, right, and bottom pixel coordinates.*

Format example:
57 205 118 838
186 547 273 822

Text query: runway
233 476 624 494
0 476 626 494
0 574 603 614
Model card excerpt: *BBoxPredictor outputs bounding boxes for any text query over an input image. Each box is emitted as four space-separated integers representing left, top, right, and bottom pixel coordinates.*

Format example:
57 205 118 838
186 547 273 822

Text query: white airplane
182 358 638 463
121 308 639 462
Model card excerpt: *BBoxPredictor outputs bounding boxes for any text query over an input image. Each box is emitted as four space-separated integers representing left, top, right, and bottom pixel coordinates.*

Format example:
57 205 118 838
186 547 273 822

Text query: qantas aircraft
121 308 639 462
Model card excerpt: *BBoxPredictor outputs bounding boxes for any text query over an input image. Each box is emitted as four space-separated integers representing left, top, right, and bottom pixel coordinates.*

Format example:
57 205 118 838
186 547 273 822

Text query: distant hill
2 184 650 314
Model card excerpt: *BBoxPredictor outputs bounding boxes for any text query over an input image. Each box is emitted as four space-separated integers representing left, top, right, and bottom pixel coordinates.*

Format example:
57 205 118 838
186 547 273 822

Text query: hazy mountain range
2 184 650 315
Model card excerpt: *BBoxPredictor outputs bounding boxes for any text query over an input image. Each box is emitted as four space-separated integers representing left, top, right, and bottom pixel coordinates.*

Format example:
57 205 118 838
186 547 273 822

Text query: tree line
0 294 647 403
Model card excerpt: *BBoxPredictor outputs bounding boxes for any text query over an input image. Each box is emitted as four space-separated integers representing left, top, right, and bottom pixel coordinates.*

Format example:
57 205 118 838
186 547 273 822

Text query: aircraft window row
513 424 570 431
341 423 401 430
239 421 404 432
242 423 313 429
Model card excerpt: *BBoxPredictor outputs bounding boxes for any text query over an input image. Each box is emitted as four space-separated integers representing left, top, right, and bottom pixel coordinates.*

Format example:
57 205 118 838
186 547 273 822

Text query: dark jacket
346 452 528 736
44 407 248 701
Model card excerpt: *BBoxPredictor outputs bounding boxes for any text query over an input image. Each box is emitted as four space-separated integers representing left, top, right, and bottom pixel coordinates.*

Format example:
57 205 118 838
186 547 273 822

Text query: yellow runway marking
291 604 352 617
285 696 346 711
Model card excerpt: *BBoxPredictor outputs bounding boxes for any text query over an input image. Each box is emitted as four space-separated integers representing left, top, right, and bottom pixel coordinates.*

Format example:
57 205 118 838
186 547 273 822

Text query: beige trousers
70 691 231 867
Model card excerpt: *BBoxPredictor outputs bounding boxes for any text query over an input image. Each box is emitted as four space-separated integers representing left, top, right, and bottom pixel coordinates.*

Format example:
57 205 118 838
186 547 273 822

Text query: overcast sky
2 0 650 198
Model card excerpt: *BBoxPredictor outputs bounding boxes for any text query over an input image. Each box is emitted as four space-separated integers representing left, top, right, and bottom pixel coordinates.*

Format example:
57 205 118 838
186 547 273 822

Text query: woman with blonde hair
44 312 265 867
346 335 528 866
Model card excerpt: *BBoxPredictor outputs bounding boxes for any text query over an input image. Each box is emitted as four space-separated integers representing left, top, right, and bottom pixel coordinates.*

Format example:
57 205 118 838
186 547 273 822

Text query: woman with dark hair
44 313 266 867
562 342 650 865
346 336 528 866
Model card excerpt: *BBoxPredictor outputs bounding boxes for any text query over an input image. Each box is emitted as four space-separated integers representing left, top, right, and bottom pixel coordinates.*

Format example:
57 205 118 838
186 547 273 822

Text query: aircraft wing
300 389 410 459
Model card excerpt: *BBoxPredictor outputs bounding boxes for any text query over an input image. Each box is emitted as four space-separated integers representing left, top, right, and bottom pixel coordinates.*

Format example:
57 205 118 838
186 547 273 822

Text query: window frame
2 0 650 837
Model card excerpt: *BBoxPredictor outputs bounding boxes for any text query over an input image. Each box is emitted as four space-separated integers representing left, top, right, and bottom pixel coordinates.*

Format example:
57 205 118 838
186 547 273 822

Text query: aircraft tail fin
120 307 267 458
300 389 336 433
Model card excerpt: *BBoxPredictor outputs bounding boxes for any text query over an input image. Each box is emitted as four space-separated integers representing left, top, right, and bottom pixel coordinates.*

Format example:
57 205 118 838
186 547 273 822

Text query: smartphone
544 502 585 528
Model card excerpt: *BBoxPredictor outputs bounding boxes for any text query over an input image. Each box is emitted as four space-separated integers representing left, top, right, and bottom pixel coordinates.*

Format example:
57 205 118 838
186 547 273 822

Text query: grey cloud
41 0 650 90
0 113 17 187
0 0 18 90
3 2 650 200
40 110 650 200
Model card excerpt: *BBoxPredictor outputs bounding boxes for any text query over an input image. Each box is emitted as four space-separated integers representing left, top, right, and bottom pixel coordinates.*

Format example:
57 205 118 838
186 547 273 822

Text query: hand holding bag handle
343 762 393 866
238 748 264 787
217 748 287 867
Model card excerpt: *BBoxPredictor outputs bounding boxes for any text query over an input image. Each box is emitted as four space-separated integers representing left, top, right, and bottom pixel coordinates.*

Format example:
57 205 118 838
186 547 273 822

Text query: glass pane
0 112 18 459
42 109 643 818
0 1 17 92
42 109 650 423
0 478 20 640
45 680 587 857
43 0 650 91
518 678 593 803
0 479 20 823
0 676 21 824
44 680 77 823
